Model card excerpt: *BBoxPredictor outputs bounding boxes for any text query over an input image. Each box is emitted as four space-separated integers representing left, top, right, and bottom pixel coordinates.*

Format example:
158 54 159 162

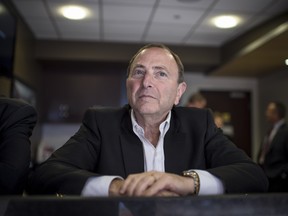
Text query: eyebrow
153 66 168 71
133 64 168 71
133 64 145 69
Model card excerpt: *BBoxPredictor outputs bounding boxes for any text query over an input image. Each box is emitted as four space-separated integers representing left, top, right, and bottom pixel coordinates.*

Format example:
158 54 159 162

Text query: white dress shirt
269 119 285 144
82 110 224 196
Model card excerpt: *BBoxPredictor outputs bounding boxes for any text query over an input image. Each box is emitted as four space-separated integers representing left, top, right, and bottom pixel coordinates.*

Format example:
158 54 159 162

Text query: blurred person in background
258 101 288 192
186 93 207 109
214 112 224 129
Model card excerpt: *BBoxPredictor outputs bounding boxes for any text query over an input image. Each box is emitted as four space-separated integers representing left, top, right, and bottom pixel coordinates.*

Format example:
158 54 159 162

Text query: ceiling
9 0 288 77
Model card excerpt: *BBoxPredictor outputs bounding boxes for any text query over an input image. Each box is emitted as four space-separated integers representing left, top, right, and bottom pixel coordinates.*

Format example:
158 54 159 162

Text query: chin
137 105 158 115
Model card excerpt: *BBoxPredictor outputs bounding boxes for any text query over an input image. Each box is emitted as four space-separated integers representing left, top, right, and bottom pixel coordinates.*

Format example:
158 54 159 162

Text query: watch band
183 170 200 195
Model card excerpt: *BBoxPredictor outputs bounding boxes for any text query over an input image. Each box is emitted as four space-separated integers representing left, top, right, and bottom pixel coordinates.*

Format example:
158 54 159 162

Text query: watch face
183 171 194 178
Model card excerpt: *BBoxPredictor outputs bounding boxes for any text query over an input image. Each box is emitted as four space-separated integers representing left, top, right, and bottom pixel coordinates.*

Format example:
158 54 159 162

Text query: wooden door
200 90 252 156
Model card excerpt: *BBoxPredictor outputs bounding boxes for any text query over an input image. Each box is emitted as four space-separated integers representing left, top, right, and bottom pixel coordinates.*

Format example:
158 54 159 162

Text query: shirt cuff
194 170 224 195
81 176 123 197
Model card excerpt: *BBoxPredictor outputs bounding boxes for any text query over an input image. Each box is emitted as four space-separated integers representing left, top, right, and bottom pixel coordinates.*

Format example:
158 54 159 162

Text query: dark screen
0 0 16 78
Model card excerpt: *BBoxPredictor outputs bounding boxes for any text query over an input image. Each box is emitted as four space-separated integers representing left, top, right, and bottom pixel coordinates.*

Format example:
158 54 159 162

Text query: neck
133 112 168 147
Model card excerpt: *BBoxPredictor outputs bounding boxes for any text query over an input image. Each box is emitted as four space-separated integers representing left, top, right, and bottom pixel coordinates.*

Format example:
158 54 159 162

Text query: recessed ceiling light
59 5 89 20
212 15 240 29
285 59 288 66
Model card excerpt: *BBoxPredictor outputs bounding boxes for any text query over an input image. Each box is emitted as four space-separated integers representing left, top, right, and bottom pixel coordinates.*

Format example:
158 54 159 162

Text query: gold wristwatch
183 170 200 195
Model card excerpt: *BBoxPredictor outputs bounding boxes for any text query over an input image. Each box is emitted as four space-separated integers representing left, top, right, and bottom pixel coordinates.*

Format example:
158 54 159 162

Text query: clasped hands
109 171 195 197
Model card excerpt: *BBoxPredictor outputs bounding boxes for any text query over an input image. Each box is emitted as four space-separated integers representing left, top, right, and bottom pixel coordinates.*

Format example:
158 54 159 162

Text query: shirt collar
130 109 171 136
273 119 285 130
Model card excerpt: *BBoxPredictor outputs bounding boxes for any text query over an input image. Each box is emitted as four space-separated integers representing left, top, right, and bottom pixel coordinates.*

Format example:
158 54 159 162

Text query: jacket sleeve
26 109 102 195
0 100 37 195
203 109 269 193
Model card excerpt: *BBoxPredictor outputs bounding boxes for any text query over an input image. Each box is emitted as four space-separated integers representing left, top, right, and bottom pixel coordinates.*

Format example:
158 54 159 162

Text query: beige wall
0 77 12 97
13 20 41 92
12 19 42 162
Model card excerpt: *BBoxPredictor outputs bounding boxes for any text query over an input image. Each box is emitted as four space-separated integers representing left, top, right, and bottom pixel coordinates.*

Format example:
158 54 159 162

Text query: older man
27 44 268 196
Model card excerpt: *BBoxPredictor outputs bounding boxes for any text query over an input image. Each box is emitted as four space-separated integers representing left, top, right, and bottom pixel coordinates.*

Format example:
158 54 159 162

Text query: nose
142 72 153 88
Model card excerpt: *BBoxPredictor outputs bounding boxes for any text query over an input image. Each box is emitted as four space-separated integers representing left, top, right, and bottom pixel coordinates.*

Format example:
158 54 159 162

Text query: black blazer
0 97 37 194
262 123 288 178
27 105 268 195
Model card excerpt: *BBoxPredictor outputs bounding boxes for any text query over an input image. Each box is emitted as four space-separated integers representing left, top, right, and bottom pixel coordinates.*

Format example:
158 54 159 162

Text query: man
258 101 288 192
27 44 268 196
186 93 207 109
0 97 37 194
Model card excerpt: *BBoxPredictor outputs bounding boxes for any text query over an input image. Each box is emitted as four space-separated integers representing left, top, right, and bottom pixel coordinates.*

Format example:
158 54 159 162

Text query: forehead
267 103 276 111
134 47 176 65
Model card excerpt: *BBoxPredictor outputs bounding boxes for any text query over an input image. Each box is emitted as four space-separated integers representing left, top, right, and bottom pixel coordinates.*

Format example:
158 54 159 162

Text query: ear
174 82 187 105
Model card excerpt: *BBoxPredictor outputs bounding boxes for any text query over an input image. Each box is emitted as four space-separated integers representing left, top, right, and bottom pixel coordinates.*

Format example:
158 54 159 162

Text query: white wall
182 72 259 160
37 123 80 163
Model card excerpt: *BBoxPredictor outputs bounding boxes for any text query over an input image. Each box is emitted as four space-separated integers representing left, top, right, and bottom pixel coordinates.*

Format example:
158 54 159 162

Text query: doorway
200 90 252 156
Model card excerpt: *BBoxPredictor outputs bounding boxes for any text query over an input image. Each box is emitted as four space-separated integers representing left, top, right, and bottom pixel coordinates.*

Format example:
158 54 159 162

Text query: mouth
139 94 156 99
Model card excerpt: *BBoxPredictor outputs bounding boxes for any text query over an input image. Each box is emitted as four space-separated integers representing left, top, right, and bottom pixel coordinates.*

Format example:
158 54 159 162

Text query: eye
155 71 168 78
159 71 167 77
131 69 145 78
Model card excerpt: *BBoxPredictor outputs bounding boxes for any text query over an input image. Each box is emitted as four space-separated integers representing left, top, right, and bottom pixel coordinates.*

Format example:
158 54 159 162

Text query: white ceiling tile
263 0 288 15
152 7 204 25
23 18 57 38
50 0 99 3
146 23 191 42
103 4 153 22
104 21 145 36
159 0 216 9
11 0 49 18
10 0 288 46
25 18 55 33
104 0 156 6
104 34 142 42
56 20 99 33
214 0 273 13
61 32 100 41
239 15 272 32
42 0 99 5
145 36 183 45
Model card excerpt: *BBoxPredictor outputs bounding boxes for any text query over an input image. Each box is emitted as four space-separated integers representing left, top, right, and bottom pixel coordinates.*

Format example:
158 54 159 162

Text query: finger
142 175 168 196
120 174 139 195
120 173 153 196
143 173 183 196
133 174 157 196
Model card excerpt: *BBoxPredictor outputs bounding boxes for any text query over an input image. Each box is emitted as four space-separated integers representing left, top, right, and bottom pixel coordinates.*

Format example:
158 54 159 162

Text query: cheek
166 86 181 104
127 81 138 96
162 87 176 101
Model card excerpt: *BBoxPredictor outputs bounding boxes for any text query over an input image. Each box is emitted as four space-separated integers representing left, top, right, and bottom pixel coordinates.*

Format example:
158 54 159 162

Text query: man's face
265 103 278 124
187 100 207 109
126 47 186 118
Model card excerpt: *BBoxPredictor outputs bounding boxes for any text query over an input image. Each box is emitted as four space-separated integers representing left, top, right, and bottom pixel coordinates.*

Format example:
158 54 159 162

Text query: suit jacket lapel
164 112 189 175
269 123 287 151
120 110 144 177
